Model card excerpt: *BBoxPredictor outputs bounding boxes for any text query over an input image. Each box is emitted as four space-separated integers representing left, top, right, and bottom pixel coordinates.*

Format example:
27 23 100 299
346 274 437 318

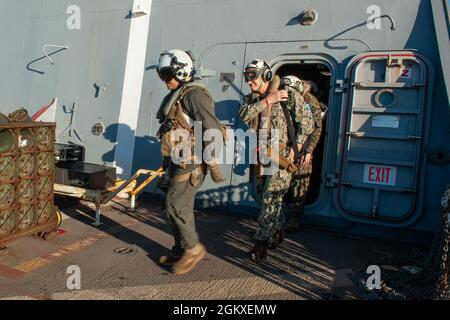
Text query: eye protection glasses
243 69 261 82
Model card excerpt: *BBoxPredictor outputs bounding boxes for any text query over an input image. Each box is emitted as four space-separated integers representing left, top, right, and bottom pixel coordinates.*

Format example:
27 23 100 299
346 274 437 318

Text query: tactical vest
159 85 218 169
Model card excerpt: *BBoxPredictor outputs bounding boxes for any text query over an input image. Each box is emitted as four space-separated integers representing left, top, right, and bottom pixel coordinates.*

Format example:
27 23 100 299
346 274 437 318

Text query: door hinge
325 173 353 187
325 173 340 188
334 79 348 94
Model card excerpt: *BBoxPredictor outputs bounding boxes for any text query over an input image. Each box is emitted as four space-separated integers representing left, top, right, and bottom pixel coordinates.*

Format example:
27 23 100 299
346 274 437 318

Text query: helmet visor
157 67 176 82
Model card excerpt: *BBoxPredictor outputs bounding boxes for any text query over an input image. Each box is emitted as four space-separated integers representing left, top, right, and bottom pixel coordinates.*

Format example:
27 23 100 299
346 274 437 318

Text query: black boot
286 207 303 233
269 230 285 249
247 240 268 261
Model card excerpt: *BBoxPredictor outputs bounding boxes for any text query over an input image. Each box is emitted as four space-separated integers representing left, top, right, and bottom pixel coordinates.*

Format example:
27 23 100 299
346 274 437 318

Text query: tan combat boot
172 243 207 275
159 254 182 266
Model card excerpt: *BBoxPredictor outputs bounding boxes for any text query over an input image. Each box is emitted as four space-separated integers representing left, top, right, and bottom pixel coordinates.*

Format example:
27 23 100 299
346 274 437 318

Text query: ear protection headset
172 50 195 80
261 60 273 82
167 55 189 80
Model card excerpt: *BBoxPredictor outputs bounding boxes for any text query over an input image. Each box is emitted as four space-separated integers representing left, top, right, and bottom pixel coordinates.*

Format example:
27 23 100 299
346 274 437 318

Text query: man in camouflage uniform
156 49 225 275
239 60 313 261
286 80 325 232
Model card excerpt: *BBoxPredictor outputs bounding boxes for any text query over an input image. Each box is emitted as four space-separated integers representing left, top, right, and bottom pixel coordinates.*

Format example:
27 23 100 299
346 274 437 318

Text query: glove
156 118 175 139
156 173 170 193
209 164 225 183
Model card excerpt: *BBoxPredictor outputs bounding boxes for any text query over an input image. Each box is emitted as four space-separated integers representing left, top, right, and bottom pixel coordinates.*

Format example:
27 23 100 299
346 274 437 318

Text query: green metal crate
0 122 60 244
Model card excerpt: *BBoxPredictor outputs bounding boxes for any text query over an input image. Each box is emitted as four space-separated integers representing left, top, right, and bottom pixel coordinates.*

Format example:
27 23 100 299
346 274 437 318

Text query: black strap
280 102 300 163
300 135 310 155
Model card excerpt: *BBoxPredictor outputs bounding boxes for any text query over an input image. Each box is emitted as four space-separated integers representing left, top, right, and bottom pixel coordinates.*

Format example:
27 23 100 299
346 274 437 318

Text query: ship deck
0 195 413 300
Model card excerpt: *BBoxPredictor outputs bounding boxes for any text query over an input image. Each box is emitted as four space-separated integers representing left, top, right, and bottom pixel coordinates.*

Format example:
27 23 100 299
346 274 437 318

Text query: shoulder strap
157 81 207 122
281 97 300 163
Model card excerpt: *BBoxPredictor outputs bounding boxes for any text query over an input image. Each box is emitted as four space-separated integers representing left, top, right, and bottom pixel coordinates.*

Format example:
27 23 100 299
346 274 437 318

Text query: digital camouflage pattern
286 163 313 229
303 92 323 154
239 82 313 156
255 169 292 243
287 89 324 229
286 86 314 146
239 76 314 242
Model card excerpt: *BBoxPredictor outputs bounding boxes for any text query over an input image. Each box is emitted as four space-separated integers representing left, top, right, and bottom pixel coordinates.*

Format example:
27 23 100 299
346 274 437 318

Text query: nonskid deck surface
0 196 410 300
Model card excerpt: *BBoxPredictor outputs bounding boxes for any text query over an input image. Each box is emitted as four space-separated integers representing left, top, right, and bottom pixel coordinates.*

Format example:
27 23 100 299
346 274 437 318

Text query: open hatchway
275 62 332 205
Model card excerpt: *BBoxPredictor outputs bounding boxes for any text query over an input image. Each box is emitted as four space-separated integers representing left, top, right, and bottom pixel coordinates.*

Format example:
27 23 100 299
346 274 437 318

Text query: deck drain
113 247 136 255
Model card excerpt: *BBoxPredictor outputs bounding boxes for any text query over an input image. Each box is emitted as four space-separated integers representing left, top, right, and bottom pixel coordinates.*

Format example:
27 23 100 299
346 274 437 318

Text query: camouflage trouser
287 164 313 226
255 169 292 242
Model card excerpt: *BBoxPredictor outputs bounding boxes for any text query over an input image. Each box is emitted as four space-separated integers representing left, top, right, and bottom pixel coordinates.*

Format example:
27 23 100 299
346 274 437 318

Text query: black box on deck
55 162 117 190
54 143 85 162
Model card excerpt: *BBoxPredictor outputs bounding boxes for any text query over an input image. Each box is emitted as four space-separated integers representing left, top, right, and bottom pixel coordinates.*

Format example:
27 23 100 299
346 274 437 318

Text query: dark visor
157 67 176 81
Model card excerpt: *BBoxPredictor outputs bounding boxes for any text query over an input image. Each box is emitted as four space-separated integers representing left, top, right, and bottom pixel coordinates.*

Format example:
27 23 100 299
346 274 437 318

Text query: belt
172 165 206 183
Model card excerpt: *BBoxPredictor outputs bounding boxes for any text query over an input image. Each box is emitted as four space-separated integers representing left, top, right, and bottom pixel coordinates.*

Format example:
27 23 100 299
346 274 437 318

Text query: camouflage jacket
303 92 323 154
239 82 314 153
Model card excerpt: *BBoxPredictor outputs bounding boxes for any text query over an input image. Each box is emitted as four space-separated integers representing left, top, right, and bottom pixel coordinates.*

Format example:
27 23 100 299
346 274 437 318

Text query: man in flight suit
156 49 225 275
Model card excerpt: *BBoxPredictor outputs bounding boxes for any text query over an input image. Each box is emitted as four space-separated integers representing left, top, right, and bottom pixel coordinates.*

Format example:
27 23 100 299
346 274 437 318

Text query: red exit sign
363 164 397 186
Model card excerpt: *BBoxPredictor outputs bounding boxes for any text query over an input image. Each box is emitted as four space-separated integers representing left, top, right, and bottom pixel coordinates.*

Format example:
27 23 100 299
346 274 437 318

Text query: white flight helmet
157 49 195 83
245 59 267 70
244 59 273 82
281 75 304 93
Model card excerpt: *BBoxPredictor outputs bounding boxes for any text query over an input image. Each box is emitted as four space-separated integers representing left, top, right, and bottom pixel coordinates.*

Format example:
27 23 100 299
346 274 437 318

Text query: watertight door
337 52 431 224
195 43 246 209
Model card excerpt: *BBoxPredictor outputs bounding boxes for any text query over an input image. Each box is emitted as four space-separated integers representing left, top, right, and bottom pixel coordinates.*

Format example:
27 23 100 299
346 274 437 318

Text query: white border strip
114 0 152 178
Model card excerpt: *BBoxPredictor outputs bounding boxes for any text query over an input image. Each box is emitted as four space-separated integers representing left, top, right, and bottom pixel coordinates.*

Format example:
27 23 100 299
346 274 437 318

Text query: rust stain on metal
0 263 26 279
